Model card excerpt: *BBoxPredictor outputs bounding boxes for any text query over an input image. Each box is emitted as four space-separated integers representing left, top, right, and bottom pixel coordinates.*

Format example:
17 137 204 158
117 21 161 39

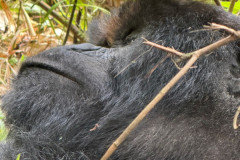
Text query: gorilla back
1 0 240 159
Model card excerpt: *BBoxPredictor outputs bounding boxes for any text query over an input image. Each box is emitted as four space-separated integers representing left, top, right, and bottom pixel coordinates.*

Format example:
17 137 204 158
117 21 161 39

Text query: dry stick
74 10 82 43
233 106 240 129
8 30 21 54
101 35 238 160
20 1 36 37
229 0 237 13
214 0 223 8
206 23 240 37
144 40 185 56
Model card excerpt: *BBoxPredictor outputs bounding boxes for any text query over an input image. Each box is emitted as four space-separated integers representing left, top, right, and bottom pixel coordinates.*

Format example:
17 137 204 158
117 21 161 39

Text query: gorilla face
1 0 240 159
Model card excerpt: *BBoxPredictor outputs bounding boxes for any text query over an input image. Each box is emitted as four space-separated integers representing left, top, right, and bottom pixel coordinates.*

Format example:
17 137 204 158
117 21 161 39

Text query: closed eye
123 28 136 40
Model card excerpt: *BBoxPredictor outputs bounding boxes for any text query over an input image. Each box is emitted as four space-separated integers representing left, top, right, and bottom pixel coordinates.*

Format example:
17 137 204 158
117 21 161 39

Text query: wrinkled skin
1 0 240 159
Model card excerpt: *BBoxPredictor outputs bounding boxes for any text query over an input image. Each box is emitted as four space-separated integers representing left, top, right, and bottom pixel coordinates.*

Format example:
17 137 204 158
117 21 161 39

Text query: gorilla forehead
88 0 240 47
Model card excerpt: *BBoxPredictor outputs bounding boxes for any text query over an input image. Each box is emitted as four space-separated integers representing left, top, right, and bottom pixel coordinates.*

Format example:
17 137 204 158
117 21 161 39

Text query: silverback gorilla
2 0 240 159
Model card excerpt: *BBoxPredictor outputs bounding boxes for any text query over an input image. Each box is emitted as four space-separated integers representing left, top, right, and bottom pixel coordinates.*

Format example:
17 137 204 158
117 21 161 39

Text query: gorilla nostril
230 65 240 78
228 80 240 97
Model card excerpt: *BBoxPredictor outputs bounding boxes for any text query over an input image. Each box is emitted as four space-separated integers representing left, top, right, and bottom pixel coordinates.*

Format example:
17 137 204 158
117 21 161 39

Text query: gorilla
1 0 240 159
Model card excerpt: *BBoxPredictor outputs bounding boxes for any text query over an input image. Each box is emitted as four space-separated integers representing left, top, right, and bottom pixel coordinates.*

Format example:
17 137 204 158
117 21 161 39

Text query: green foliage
77 0 110 31
8 57 18 65
23 2 43 14
221 1 240 14
3 0 110 41
42 2 61 24
20 54 26 62
0 110 8 142
36 0 110 39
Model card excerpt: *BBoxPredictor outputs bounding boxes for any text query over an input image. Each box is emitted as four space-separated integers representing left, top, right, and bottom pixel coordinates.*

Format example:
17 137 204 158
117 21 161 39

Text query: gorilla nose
19 43 111 91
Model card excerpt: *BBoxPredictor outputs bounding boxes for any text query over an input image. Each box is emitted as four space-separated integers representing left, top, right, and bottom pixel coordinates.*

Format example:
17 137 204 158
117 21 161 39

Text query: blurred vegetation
0 0 239 146
221 1 240 14
0 0 125 94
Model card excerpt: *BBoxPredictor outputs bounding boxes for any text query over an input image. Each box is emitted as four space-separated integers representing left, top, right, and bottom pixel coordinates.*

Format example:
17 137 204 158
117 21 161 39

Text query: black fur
1 0 240 159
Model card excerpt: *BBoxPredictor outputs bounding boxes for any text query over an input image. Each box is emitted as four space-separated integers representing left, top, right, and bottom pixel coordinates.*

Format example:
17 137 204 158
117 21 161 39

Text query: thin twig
114 46 153 78
143 39 185 56
90 124 100 131
171 55 182 70
63 0 78 45
101 24 239 160
145 54 170 78
16 1 21 32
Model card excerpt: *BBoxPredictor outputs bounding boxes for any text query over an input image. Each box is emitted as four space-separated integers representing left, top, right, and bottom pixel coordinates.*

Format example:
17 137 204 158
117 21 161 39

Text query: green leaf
77 3 110 14
24 2 44 14
0 121 7 141
80 7 87 31
42 2 61 24
20 55 26 62
0 110 7 142
8 57 18 65
16 154 21 160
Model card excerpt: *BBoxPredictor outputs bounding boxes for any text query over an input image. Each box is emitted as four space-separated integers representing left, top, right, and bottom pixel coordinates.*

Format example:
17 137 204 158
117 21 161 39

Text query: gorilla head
1 0 240 159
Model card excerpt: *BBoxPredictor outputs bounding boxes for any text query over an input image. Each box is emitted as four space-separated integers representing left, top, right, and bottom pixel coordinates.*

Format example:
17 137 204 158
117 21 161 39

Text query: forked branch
101 23 240 160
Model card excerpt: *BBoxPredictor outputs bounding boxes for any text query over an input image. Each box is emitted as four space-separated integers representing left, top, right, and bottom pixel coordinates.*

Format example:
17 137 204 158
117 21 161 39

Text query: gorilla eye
120 28 138 45
102 40 111 48
123 28 136 40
